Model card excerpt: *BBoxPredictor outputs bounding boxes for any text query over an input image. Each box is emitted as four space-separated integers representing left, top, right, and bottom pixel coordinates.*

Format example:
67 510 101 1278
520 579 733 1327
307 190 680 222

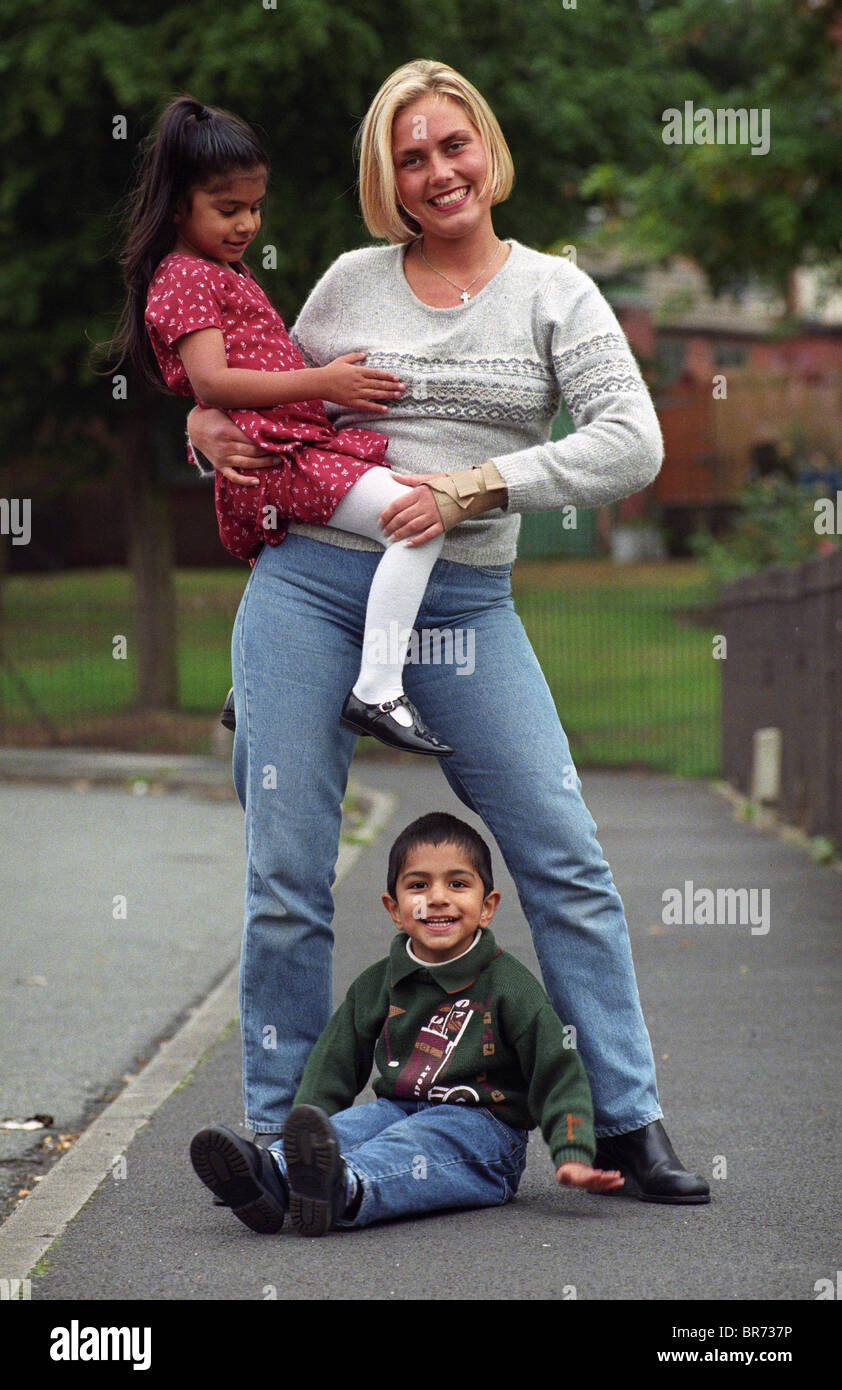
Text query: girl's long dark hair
110 95 269 390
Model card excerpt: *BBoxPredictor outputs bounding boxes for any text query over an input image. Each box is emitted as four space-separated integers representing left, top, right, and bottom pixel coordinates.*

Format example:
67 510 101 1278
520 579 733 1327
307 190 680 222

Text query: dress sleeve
489 261 664 514
145 257 225 347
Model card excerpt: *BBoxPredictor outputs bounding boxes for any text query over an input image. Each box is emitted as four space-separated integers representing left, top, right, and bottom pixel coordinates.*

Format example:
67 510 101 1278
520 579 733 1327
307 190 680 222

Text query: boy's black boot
190 1125 288 1232
283 1105 353 1236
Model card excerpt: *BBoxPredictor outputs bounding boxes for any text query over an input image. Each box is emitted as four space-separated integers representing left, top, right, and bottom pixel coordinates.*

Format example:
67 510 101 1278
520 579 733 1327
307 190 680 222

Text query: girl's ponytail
107 96 269 389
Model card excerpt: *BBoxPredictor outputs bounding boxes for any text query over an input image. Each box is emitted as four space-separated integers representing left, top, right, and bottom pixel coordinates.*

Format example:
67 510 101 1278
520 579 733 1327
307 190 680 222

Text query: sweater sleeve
489 261 664 514
292 965 386 1115
512 999 597 1168
288 256 344 369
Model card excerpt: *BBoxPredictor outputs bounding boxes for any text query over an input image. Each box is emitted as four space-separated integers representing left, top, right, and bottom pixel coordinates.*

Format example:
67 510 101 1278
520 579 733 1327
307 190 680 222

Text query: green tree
581 0 842 298
0 0 664 711
2 0 831 714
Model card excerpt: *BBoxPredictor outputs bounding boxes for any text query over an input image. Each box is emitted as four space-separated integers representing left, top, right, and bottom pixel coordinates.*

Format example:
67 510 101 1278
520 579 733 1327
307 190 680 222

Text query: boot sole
190 1127 285 1233
338 713 452 757
284 1108 343 1237
594 1151 710 1205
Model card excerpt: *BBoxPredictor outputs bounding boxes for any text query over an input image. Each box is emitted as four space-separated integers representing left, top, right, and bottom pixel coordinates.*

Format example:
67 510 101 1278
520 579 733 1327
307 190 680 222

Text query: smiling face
382 841 500 964
173 166 267 264
391 94 492 244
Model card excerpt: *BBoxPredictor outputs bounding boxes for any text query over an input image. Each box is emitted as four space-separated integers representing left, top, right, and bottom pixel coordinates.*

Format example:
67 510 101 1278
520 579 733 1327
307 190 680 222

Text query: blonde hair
356 60 514 244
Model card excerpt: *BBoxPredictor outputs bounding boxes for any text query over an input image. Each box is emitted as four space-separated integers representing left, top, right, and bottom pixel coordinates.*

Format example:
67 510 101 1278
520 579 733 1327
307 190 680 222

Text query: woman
188 60 709 1204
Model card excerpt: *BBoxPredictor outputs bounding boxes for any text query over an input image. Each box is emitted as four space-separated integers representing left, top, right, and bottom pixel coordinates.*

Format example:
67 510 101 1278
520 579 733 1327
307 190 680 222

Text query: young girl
113 95 458 756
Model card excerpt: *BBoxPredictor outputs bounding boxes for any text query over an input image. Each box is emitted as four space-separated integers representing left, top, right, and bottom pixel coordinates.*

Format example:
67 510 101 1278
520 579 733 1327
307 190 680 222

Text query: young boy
190 812 623 1235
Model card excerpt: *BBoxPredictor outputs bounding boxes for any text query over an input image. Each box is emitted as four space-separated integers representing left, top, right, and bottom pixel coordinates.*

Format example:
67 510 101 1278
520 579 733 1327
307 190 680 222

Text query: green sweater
294 927 596 1167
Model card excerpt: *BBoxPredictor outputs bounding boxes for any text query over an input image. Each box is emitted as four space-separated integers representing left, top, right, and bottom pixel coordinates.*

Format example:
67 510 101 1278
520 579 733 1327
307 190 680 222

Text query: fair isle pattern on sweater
285 239 664 567
553 332 649 420
303 351 563 425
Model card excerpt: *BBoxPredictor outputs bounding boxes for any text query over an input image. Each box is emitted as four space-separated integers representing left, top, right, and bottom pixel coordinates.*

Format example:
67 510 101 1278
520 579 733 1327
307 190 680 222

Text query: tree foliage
0 3 643 446
582 0 842 296
1 0 833 461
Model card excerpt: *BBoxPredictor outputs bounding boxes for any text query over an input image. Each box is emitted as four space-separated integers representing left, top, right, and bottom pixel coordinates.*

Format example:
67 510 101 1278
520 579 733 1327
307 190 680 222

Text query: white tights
327 468 444 726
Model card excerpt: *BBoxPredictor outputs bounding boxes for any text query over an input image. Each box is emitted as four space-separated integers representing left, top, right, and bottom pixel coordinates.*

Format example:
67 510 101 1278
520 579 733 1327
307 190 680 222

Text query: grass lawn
0 561 720 775
512 560 720 777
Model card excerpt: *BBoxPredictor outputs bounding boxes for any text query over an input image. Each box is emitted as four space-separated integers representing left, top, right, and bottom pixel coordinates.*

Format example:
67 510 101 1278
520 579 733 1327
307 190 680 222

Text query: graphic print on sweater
392 997 483 1103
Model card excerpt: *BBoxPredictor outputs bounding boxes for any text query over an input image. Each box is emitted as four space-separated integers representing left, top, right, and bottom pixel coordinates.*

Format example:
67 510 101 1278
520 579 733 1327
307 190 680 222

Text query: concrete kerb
0 779 395 1286
0 748 237 796
711 779 842 874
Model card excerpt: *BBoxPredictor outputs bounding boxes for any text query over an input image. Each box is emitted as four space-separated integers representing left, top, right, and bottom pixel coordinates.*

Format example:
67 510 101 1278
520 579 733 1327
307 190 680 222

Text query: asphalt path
0 777 243 1177
2 758 840 1310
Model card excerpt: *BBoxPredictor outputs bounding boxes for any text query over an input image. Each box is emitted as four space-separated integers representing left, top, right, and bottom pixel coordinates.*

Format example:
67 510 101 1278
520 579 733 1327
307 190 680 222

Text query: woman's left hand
379 472 449 546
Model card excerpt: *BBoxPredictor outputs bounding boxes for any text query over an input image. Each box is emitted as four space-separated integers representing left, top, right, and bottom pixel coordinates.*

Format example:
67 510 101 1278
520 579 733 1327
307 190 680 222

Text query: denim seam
351 1152 521 1184
346 1152 523 1227
482 1109 530 1155
594 1108 664 1140
237 562 262 1131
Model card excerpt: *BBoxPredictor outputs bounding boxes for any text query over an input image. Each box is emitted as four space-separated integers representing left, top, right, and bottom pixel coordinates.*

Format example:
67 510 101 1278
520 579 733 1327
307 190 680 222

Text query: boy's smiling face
382 841 500 964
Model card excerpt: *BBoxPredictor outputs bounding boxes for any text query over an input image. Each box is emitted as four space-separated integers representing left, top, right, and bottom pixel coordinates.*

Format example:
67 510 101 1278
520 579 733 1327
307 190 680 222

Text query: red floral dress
145 253 389 560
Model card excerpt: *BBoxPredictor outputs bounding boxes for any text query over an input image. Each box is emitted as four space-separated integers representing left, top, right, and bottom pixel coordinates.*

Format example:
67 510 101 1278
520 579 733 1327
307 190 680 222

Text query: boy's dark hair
106 95 269 389
386 813 494 900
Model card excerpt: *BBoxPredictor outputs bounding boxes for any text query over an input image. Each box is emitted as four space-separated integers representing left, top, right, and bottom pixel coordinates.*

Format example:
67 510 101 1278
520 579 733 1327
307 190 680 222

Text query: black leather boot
283 1105 351 1236
190 1125 289 1232
208 1131 283 1205
594 1120 710 1204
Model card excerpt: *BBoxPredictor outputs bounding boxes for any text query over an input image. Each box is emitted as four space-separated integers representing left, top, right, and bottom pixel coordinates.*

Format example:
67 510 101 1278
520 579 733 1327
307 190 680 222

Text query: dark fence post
798 551 842 840
718 550 842 847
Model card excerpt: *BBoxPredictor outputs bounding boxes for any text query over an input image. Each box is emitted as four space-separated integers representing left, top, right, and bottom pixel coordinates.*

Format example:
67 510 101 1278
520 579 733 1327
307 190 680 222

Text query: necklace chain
418 237 503 304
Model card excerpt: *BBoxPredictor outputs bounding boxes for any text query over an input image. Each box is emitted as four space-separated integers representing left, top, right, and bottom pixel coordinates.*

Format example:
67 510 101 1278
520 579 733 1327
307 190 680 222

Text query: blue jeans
270 1098 529 1228
232 534 662 1137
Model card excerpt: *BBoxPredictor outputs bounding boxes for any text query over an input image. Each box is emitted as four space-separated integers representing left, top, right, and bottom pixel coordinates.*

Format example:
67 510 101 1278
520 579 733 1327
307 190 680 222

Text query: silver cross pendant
460 290 470 303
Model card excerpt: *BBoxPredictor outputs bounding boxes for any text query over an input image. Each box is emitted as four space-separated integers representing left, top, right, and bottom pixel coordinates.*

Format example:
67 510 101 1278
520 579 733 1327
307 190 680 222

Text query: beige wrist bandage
428 460 508 529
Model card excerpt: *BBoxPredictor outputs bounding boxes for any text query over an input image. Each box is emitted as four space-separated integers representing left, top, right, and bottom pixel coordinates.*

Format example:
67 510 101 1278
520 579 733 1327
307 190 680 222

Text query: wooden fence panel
718 551 842 847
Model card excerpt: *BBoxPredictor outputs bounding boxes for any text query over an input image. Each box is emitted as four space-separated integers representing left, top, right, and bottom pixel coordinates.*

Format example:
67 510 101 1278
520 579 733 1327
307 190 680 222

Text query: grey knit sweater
194 238 663 567
286 239 663 566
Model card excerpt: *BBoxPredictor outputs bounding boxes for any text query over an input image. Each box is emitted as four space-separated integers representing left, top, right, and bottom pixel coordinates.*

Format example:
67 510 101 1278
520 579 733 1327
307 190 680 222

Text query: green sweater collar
389 927 501 993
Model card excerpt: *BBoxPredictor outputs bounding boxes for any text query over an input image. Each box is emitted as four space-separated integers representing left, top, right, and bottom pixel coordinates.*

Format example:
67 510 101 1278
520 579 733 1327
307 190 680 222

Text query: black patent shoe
220 687 236 732
283 1105 349 1237
190 1125 288 1232
594 1120 710 1205
339 691 453 757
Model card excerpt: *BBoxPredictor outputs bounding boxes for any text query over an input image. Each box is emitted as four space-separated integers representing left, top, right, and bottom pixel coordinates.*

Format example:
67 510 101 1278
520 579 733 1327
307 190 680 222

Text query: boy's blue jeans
232 535 663 1138
270 1098 529 1228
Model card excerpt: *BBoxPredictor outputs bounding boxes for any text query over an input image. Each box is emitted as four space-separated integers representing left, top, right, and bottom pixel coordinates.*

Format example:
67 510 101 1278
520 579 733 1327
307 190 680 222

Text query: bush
689 475 837 590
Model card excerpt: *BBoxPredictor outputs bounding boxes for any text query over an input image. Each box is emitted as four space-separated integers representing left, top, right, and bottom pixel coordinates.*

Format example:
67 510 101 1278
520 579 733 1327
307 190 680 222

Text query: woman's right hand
187 406 275 486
